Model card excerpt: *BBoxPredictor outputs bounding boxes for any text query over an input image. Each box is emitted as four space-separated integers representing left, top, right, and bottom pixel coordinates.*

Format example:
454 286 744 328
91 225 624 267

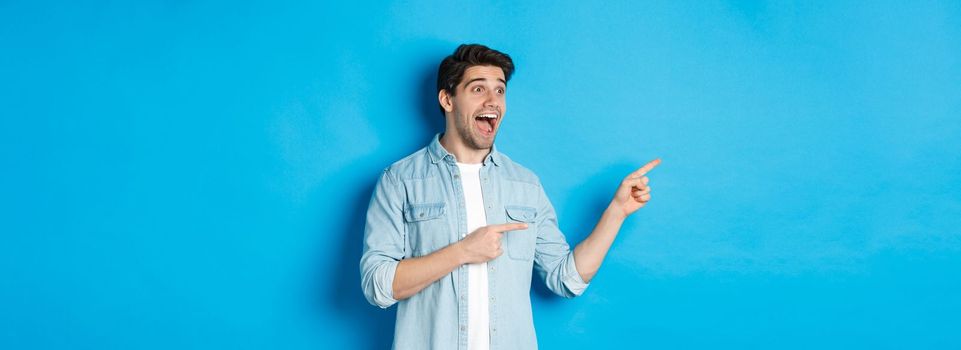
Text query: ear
438 89 454 113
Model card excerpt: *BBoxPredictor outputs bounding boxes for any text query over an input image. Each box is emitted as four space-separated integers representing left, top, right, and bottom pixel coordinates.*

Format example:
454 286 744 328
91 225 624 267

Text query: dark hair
436 44 514 115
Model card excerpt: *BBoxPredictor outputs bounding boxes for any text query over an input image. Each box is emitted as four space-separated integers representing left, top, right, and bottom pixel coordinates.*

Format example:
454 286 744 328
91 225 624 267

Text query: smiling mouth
474 113 498 136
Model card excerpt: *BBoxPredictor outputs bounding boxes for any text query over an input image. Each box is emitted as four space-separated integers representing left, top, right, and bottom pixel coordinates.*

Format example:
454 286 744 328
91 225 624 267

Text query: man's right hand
457 223 529 264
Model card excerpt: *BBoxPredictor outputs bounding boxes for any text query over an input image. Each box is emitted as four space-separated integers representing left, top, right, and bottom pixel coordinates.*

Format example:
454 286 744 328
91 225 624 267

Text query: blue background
2 1 960 349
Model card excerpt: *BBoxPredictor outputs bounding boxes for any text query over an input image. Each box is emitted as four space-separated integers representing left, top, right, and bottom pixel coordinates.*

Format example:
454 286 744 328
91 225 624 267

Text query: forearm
392 242 467 300
573 203 627 283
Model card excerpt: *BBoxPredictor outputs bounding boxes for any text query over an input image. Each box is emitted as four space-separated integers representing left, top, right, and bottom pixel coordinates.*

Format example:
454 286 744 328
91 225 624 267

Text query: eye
496 88 505 94
472 86 483 93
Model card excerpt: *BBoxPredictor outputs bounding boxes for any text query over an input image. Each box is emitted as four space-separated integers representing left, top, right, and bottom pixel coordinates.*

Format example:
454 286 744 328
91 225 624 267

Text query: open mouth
474 113 498 137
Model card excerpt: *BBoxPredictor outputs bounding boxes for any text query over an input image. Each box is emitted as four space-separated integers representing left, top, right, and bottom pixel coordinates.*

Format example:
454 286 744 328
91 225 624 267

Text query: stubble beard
458 115 494 151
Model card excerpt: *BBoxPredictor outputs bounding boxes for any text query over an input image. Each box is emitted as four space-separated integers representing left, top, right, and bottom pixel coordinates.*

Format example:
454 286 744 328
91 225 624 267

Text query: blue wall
2 1 960 349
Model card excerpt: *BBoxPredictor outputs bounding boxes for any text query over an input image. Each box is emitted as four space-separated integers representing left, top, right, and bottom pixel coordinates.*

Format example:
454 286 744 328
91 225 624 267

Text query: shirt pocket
404 202 449 256
505 205 537 261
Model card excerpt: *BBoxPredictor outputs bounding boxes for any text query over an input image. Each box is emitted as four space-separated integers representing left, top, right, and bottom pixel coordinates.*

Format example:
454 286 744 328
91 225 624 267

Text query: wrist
605 202 628 221
449 240 469 265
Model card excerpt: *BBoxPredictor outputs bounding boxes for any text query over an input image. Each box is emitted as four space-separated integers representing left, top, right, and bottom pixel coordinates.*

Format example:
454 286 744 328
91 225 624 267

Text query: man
360 44 660 350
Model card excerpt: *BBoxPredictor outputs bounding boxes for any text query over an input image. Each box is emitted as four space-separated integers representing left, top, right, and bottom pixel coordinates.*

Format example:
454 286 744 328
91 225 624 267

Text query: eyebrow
463 77 507 86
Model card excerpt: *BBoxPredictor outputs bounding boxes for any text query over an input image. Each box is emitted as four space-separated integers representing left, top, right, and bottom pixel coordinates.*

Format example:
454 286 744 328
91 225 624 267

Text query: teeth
478 114 497 119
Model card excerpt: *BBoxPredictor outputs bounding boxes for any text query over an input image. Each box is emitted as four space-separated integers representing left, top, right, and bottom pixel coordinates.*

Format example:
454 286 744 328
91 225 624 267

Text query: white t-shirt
457 162 489 350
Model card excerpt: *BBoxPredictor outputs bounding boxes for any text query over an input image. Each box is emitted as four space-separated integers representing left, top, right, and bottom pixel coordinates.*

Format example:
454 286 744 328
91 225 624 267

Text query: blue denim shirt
360 134 589 350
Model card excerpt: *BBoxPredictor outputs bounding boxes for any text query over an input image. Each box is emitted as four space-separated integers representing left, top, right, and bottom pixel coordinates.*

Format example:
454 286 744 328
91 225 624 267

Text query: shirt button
487 204 492 209
418 213 425 218
460 326 466 331
490 266 495 271
453 175 460 179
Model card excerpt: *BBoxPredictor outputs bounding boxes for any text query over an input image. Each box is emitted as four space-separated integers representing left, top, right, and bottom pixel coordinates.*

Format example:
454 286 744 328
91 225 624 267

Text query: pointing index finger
491 223 530 232
631 158 661 177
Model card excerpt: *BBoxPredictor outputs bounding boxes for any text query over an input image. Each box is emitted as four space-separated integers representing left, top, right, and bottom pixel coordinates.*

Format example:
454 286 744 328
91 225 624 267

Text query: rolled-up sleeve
532 182 590 298
359 168 406 309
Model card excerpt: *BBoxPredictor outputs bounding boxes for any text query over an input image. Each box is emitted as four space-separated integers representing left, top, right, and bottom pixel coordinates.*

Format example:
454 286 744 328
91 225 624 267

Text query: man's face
442 65 507 151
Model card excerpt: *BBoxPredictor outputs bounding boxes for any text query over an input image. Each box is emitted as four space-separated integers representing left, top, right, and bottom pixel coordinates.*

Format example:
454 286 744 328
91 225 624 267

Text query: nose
484 90 500 108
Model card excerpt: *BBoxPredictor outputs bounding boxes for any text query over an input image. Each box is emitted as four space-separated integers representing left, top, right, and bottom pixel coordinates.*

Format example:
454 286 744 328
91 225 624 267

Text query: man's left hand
610 158 661 219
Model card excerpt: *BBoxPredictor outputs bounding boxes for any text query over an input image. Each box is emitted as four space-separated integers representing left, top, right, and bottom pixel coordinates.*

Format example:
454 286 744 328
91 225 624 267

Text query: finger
632 187 650 195
626 176 649 188
490 223 530 232
628 177 649 191
640 193 651 201
630 158 661 177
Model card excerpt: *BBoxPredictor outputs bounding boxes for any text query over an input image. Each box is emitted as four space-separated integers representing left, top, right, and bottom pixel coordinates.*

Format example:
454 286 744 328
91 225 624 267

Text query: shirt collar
427 133 501 167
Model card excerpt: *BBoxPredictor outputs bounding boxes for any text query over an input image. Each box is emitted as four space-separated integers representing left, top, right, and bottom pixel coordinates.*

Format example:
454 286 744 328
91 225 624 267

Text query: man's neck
439 133 490 165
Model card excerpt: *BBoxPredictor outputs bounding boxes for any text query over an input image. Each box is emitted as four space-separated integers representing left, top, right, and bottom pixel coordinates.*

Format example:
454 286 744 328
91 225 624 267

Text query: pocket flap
405 202 446 222
505 205 537 223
